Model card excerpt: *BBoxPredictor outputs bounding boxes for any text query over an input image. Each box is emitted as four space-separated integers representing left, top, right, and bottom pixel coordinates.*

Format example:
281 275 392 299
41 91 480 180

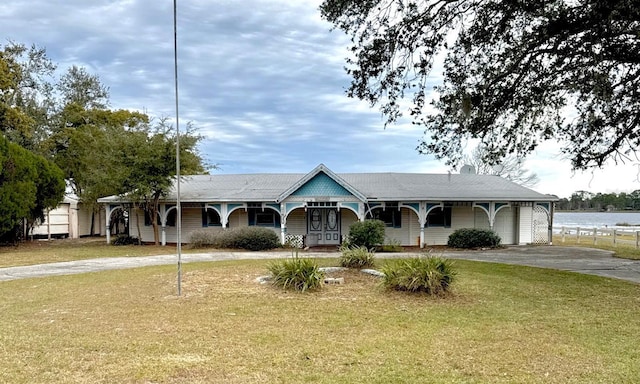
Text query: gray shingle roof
340 173 552 201
98 164 558 203
177 174 303 201
99 170 555 203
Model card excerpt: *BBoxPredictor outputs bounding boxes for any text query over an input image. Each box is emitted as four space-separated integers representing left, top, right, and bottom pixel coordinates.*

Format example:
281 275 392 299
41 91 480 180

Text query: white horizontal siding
78 204 104 237
425 206 477 246
494 207 515 244
287 210 306 236
163 207 203 243
78 207 94 237
341 209 358 238
229 209 248 228
95 209 106 236
453 206 475 229
384 208 419 246
31 204 70 236
129 209 155 242
474 209 491 229
519 206 533 244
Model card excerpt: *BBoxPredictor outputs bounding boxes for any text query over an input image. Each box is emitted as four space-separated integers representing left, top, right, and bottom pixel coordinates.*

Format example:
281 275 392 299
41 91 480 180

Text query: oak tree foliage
0 43 56 151
320 0 640 170
117 118 204 245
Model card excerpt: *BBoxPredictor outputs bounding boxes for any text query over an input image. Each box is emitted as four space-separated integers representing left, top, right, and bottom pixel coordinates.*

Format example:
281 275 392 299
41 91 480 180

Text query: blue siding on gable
291 173 352 197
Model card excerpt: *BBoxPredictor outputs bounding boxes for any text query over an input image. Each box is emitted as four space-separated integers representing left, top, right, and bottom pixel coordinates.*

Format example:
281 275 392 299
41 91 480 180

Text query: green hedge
348 220 385 249
189 227 280 251
111 235 140 246
447 228 501 249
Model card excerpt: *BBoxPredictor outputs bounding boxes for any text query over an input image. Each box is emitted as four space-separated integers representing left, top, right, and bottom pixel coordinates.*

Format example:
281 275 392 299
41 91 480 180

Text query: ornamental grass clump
339 245 376 268
268 255 324 292
381 255 456 295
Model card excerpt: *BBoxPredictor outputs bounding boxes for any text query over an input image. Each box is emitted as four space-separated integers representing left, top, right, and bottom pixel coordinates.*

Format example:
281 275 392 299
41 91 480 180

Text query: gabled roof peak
276 164 367 202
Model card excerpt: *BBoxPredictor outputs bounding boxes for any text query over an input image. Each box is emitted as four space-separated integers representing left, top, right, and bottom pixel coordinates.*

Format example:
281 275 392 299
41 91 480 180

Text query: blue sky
2 0 639 199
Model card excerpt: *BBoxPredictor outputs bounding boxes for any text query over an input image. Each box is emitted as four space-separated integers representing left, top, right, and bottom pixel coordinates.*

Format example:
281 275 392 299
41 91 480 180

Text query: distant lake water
554 211 640 229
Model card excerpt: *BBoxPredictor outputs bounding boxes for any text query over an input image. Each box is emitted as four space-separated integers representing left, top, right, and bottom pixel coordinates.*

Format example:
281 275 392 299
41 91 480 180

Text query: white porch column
420 225 425 248
221 203 229 228
160 204 167 246
105 205 111 244
280 203 287 245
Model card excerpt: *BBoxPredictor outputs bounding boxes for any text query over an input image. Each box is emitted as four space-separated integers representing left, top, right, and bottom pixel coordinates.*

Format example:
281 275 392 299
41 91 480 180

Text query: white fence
556 226 640 248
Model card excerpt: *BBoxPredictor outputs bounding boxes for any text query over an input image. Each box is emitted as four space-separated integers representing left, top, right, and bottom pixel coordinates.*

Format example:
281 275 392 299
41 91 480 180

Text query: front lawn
1 258 638 383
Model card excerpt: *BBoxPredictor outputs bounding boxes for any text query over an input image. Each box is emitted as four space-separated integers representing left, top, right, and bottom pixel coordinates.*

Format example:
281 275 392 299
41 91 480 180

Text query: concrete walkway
1 246 639 284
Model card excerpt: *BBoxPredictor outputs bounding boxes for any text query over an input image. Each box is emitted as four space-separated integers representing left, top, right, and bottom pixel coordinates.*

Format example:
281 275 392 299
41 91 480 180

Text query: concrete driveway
1 246 639 284
439 246 640 284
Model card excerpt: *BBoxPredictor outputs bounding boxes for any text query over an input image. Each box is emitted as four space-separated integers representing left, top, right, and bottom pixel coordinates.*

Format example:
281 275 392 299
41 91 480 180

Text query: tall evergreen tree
0 137 64 241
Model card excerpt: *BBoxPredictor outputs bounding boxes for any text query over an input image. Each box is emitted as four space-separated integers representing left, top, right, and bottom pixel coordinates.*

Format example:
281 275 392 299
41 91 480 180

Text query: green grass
1 258 639 383
0 238 242 268
553 235 640 260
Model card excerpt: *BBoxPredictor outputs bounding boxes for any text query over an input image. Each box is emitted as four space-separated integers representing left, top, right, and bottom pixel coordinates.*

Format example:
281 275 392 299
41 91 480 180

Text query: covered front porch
103 200 553 247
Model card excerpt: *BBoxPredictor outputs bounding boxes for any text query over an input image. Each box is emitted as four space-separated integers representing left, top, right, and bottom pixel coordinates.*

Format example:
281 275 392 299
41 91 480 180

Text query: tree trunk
90 210 95 236
135 204 142 245
151 193 161 246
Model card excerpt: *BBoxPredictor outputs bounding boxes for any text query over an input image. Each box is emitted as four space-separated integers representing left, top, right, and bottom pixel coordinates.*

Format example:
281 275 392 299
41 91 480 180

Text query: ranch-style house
98 164 557 247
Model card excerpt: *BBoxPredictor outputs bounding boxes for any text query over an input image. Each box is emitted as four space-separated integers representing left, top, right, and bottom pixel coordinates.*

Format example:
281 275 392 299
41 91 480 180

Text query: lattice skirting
532 206 550 244
285 234 304 248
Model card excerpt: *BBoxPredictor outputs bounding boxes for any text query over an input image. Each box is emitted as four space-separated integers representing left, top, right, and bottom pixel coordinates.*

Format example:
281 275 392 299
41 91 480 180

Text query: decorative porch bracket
472 202 511 229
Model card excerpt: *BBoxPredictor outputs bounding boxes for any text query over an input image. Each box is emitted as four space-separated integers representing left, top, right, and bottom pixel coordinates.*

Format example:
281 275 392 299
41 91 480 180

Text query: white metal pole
173 0 182 296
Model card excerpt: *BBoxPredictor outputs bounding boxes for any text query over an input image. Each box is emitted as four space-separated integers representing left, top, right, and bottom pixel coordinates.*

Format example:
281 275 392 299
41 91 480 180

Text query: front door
308 208 341 245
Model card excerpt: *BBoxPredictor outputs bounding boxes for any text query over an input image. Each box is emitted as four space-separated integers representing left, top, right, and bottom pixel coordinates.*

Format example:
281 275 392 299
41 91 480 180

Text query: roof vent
460 165 476 174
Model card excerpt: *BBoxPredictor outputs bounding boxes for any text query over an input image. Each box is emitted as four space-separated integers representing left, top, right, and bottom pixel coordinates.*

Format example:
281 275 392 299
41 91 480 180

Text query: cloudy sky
2 0 638 199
